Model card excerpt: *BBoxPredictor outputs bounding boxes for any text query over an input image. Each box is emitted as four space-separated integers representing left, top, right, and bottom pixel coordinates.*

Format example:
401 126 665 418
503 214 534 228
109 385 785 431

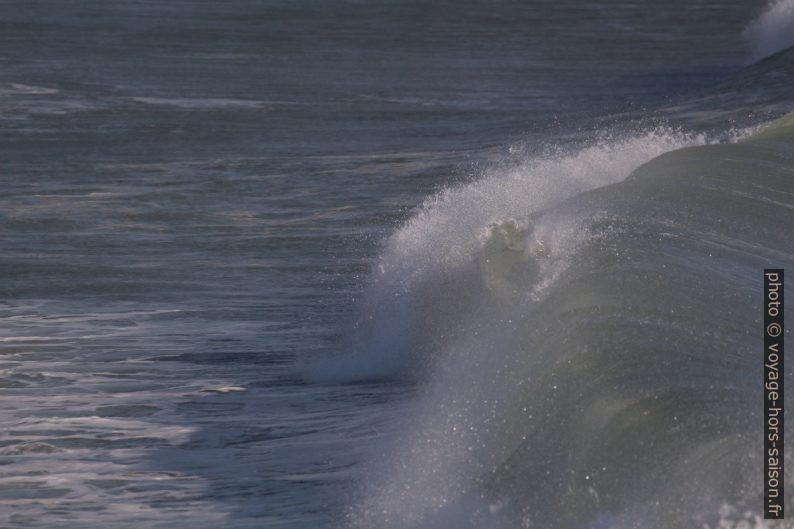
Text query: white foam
2 83 59 95
131 96 266 109
201 386 246 393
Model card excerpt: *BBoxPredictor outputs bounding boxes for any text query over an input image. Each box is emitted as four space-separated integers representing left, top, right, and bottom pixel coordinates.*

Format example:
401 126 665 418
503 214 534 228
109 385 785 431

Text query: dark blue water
1 1 792 528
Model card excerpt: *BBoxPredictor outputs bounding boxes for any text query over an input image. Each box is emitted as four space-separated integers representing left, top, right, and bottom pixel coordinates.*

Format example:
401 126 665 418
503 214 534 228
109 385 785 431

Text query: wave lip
744 0 794 61
307 127 722 386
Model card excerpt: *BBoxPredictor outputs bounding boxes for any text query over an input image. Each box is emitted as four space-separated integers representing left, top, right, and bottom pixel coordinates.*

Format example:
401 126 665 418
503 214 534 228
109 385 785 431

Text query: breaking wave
330 109 794 529
744 0 794 61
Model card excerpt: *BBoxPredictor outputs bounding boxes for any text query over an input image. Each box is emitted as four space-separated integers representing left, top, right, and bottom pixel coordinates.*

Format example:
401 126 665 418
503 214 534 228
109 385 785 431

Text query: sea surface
1 1 793 528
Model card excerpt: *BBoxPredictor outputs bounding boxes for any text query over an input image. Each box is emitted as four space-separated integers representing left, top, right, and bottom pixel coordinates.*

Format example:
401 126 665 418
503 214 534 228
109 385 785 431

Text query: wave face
336 115 794 529
311 128 724 383
744 0 794 61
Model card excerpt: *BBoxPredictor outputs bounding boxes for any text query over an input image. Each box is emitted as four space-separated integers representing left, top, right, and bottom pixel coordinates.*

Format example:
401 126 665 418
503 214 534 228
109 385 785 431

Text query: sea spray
744 0 794 61
309 126 732 385
335 120 789 529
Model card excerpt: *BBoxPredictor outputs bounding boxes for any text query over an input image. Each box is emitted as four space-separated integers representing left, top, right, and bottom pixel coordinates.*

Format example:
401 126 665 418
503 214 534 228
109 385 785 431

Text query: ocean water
1 1 793 528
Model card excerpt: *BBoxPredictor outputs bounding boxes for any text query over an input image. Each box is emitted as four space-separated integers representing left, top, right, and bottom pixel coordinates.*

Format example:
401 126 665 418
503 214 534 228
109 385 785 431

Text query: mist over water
1 0 792 528
744 0 794 61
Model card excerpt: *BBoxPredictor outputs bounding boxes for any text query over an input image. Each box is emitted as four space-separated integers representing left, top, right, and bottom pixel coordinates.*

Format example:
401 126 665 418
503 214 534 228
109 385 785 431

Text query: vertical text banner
765 269 784 519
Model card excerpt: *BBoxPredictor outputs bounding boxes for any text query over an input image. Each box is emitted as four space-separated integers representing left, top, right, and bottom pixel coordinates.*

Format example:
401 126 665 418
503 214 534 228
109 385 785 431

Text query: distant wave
131 96 266 109
744 0 794 61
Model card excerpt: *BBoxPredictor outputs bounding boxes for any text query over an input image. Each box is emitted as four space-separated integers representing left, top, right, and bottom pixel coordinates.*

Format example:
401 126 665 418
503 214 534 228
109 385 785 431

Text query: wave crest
308 127 722 385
